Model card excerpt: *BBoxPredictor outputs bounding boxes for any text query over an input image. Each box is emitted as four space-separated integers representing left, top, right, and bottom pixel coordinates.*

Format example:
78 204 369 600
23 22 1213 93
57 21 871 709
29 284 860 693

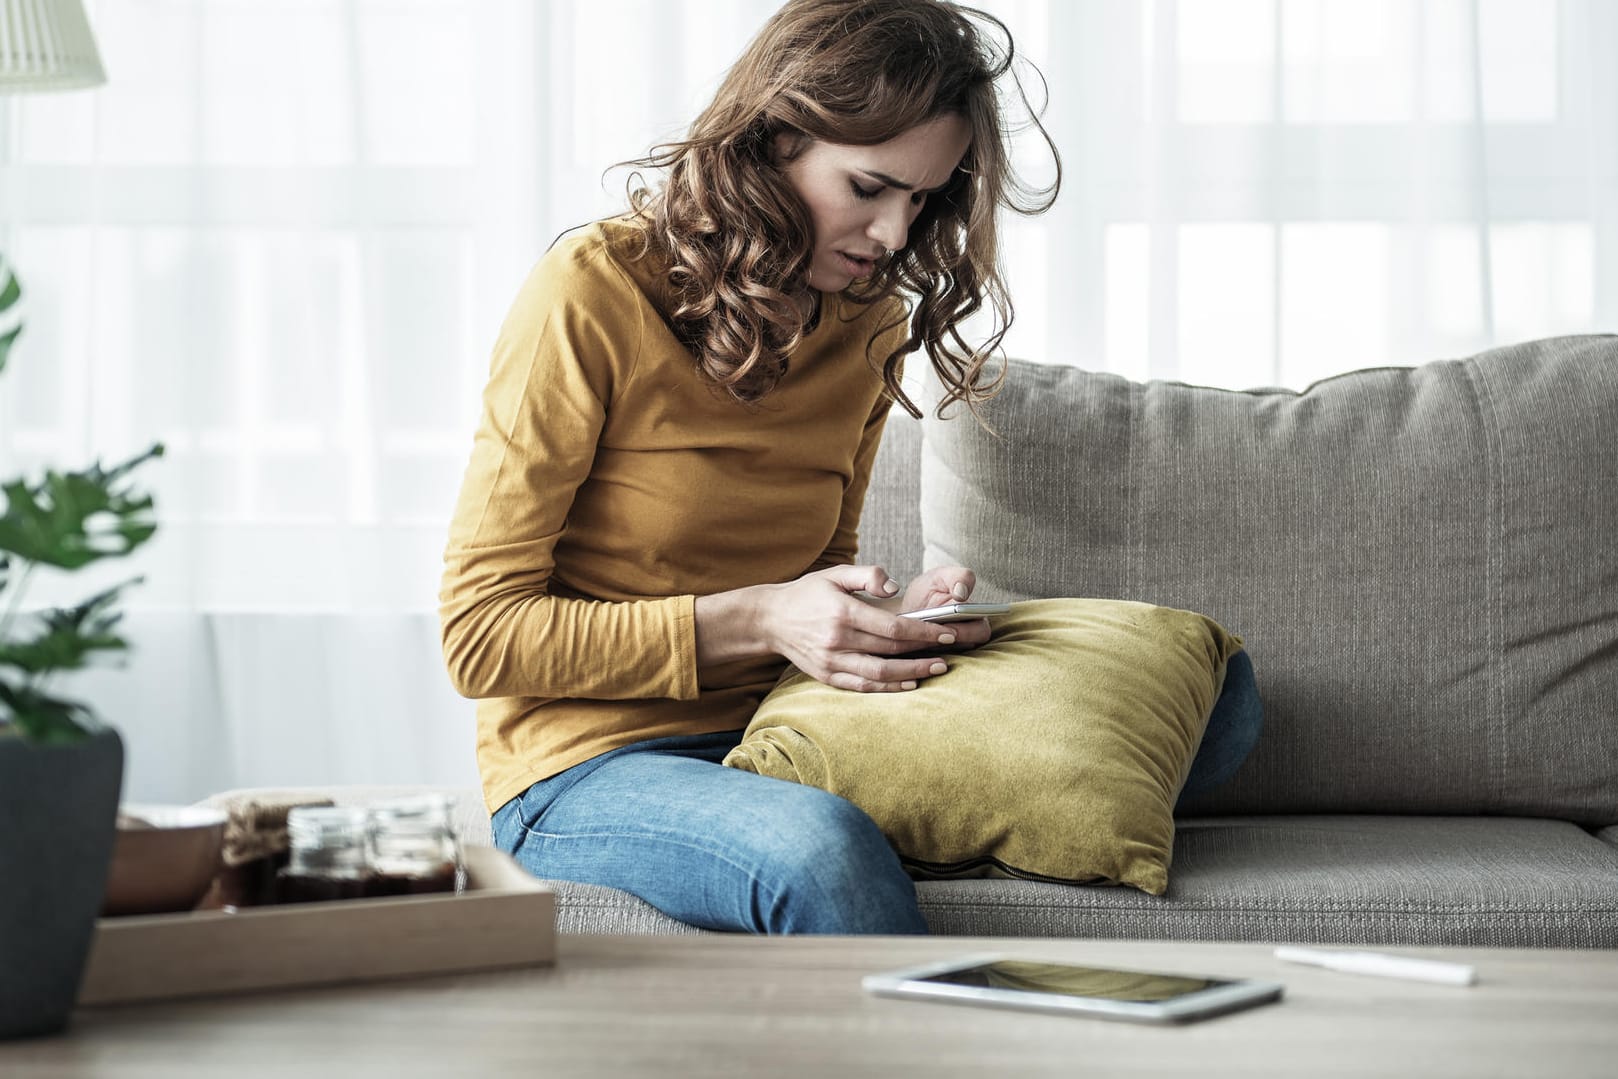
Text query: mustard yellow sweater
440 218 905 814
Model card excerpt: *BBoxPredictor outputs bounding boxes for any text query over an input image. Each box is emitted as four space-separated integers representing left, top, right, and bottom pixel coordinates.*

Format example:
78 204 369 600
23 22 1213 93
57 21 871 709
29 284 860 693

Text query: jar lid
286 805 370 837
372 794 456 826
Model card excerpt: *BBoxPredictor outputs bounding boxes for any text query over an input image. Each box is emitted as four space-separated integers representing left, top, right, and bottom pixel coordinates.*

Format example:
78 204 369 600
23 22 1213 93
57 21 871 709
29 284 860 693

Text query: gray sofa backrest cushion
918 335 1618 824
858 409 925 587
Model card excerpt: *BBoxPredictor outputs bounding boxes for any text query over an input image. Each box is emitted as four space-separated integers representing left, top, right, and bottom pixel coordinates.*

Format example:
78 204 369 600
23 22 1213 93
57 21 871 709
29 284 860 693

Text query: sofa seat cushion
542 879 703 934
515 815 1618 945
200 794 1618 946
914 815 1618 947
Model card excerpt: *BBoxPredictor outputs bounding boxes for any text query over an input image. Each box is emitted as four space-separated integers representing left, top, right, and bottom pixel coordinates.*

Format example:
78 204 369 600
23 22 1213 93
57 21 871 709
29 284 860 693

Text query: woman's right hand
756 564 965 693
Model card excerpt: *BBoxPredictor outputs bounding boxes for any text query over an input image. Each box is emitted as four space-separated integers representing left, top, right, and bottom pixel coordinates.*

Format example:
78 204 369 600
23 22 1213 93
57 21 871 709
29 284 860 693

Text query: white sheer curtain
1 0 1612 803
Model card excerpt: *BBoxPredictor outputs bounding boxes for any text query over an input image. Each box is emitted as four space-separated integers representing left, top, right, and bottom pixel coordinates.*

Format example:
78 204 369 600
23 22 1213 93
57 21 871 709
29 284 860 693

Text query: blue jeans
491 650 1262 935
491 729 929 935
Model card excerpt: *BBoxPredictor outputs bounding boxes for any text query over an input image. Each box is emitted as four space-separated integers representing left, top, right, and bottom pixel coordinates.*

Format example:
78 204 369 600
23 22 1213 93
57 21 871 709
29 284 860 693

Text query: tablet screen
915 960 1230 1003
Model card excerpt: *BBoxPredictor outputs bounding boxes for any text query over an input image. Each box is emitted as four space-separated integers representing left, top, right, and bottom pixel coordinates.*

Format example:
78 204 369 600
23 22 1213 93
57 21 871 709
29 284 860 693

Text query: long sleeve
806 389 899 573
807 313 908 573
438 239 698 703
450 219 905 811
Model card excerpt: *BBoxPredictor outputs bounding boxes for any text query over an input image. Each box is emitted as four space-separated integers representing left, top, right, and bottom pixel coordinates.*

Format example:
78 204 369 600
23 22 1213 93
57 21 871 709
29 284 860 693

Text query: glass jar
368 794 461 897
209 796 312 909
275 806 376 904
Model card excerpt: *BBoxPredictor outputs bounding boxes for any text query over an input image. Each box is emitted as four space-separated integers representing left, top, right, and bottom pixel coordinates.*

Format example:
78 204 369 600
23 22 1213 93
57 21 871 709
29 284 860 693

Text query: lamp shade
0 0 105 93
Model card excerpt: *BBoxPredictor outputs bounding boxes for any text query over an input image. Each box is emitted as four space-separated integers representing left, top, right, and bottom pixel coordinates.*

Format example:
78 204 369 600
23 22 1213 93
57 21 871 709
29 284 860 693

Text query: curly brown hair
616 0 1060 417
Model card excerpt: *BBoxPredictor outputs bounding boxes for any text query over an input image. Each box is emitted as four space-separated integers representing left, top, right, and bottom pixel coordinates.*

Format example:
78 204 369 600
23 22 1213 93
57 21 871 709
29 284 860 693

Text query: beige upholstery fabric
856 408 924 586
915 815 1618 947
201 788 1618 945
921 336 1618 825
195 337 1618 945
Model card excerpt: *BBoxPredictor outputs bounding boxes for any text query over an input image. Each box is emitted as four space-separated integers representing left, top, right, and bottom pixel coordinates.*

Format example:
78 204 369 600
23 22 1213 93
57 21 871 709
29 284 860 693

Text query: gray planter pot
0 727 124 1040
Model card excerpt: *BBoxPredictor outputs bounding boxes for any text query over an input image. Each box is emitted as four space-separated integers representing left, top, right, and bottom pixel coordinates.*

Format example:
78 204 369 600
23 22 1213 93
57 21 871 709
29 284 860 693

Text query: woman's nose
868 202 910 253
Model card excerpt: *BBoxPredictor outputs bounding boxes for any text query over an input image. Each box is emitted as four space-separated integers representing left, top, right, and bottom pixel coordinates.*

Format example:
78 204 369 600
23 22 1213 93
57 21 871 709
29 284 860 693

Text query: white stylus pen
1273 947 1478 986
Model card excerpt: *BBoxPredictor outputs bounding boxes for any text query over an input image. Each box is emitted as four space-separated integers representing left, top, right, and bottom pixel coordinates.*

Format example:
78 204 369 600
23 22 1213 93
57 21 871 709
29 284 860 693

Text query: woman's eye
849 181 881 201
910 191 927 206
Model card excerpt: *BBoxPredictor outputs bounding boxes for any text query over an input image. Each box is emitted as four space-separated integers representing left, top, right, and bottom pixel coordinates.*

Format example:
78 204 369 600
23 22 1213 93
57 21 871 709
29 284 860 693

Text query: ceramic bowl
101 804 228 917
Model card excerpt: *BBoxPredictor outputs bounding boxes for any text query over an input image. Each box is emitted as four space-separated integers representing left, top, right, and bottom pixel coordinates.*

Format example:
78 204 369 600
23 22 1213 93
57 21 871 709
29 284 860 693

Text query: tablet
863 954 1284 1024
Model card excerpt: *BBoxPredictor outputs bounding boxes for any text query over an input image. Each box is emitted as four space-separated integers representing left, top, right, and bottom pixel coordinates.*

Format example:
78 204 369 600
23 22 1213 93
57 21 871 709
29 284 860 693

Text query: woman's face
775 113 973 292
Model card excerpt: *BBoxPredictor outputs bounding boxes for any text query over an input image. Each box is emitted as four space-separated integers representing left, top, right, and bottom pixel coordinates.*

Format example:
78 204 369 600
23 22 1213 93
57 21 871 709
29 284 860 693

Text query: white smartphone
898 602 1012 623
863 954 1284 1025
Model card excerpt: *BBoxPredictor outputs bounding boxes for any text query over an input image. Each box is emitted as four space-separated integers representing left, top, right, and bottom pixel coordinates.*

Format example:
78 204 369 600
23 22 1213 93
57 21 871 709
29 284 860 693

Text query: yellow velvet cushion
721 598 1242 895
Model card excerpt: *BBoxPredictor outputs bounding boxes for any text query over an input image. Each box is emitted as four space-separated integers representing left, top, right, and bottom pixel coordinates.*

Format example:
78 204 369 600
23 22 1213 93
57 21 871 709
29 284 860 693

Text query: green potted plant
0 259 164 1040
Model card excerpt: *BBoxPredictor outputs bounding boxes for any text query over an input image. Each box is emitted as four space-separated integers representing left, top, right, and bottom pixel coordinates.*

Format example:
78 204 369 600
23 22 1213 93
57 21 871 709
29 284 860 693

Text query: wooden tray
78 846 555 1006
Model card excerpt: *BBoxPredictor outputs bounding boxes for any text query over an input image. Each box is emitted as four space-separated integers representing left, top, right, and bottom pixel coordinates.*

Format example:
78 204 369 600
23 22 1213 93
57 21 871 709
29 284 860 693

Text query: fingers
783 563 985 693
811 612 958 664
900 565 979 614
825 673 917 693
937 617 992 649
861 616 965 659
812 617 960 694
817 562 900 598
841 626 956 656
936 567 976 602
824 654 953 693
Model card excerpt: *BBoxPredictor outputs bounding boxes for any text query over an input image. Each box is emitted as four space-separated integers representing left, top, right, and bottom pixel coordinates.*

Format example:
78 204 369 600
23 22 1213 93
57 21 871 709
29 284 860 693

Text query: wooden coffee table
5 935 1616 1077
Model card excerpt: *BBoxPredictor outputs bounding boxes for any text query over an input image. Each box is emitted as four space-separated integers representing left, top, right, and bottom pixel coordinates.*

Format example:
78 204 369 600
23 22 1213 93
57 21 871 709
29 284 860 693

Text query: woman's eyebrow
857 169 950 193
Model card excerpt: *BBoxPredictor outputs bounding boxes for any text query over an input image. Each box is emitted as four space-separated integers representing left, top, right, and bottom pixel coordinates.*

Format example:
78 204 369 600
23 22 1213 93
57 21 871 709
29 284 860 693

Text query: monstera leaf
0 582 134 674
0 261 19 376
0 447 164 569
0 455 162 742
0 583 136 743
0 259 164 743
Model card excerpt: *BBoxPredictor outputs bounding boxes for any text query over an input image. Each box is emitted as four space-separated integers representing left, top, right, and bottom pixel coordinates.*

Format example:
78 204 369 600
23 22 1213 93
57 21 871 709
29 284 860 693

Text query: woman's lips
836 251 875 275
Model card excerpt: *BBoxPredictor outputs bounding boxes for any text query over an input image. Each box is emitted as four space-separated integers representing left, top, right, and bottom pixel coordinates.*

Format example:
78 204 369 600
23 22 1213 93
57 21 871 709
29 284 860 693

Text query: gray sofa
209 334 1618 946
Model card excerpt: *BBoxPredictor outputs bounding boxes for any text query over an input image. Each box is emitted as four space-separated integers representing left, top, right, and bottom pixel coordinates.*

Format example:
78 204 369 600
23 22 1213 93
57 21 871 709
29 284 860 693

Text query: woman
440 0 1059 933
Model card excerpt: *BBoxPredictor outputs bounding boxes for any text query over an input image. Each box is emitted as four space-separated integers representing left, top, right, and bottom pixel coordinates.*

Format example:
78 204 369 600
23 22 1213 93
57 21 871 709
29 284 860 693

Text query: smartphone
899 602 1012 623
863 954 1284 1025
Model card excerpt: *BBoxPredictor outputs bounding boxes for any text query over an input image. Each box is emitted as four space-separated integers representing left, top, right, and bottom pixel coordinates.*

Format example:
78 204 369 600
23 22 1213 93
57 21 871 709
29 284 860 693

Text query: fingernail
882 579 899 594
952 583 969 600
929 661 947 675
938 632 957 645
901 680 917 690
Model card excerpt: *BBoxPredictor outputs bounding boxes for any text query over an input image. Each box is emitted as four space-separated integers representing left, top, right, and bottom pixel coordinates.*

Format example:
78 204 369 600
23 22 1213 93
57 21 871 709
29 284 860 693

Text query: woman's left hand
900 566 992 650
